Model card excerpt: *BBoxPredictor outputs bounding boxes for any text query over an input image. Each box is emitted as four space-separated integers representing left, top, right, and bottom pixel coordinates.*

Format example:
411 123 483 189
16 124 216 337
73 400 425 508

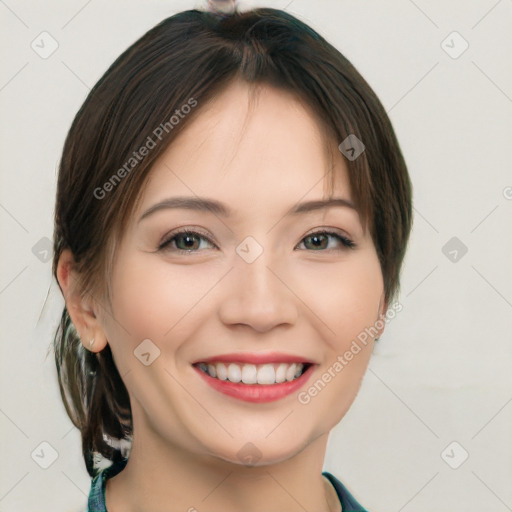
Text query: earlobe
378 293 389 319
375 292 388 340
56 248 109 353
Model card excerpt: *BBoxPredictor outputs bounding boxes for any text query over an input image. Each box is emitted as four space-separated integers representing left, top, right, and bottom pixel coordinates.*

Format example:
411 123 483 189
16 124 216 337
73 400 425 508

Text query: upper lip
193 352 316 365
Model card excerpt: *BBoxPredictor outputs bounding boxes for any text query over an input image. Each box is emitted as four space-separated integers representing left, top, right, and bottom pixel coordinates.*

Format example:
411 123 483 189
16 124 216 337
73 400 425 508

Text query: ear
56 248 108 353
375 291 388 340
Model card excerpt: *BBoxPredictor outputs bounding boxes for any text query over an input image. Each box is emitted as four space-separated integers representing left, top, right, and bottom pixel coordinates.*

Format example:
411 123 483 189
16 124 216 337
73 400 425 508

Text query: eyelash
157 228 356 254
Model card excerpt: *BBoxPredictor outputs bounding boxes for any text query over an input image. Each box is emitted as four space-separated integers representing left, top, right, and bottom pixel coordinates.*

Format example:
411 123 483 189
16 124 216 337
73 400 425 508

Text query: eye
295 230 356 251
157 228 356 255
158 229 216 254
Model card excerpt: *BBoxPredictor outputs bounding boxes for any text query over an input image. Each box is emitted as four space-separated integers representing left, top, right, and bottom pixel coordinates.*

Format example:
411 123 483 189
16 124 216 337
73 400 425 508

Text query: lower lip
193 364 315 403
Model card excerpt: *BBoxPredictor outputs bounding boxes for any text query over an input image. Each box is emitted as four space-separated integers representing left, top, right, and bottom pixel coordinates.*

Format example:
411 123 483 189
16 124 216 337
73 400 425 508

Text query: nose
217 251 299 333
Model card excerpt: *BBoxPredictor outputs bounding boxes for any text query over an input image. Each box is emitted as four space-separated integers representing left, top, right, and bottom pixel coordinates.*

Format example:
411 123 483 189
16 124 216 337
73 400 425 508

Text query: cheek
106 246 383 342
306 253 382 423
295 256 382 426
104 251 217 351
293 250 383 350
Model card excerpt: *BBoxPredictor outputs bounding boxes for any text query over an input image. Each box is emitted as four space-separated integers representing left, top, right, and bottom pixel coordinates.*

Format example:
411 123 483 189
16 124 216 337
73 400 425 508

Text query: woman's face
99 79 385 465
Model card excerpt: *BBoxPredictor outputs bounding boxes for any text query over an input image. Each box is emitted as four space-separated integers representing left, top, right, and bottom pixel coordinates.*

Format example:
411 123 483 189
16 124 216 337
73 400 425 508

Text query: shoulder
322 471 370 512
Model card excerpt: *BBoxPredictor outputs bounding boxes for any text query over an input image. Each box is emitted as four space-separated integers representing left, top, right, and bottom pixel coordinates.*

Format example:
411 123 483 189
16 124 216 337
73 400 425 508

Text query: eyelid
296 228 356 250
158 227 217 251
302 226 352 240
157 226 356 253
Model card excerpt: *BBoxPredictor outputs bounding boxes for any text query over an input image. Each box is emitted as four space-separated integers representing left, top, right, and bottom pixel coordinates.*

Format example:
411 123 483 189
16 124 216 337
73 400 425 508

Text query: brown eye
297 231 356 251
159 230 216 253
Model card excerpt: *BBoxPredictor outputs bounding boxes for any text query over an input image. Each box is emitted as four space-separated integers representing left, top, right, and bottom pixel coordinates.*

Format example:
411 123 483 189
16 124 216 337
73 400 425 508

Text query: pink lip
193 363 316 403
193 352 315 365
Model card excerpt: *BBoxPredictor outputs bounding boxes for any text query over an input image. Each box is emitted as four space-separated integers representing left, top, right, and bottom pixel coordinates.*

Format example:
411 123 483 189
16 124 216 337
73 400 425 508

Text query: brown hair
52 6 413 477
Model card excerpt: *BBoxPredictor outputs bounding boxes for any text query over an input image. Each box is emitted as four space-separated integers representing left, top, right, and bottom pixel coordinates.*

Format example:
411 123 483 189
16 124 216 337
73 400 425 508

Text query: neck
105 405 341 512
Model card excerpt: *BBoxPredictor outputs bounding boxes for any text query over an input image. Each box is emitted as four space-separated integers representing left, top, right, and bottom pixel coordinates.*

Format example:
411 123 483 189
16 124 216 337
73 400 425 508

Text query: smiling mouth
193 361 312 385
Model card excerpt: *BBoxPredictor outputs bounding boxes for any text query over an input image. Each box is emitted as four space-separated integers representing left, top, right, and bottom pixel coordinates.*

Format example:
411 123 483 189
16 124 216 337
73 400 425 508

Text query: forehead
136 79 352 218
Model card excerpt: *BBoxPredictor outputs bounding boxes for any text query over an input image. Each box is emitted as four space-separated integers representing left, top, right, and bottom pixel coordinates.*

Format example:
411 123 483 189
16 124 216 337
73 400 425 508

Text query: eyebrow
138 196 357 223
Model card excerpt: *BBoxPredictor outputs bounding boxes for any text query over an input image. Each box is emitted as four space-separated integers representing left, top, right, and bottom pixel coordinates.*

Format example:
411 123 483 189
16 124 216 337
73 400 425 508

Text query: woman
53 3 413 511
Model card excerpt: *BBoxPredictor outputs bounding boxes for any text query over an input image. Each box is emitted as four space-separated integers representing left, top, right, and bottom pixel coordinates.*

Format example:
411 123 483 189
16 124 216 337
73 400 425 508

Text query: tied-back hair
52 6 413 477
54 311 132 476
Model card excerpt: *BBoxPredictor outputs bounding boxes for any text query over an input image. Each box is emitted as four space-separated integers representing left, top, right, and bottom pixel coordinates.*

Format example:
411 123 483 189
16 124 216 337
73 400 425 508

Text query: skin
58 78 387 512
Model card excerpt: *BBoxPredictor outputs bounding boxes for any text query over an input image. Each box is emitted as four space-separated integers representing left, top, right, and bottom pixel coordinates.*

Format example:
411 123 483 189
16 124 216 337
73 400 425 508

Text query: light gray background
1 0 511 511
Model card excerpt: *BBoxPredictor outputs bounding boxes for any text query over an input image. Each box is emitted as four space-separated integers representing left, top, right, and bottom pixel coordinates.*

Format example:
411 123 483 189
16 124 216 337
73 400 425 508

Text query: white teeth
197 361 306 385
207 364 217 378
275 363 287 383
241 364 257 384
285 363 297 382
227 363 242 383
257 364 276 385
216 363 228 380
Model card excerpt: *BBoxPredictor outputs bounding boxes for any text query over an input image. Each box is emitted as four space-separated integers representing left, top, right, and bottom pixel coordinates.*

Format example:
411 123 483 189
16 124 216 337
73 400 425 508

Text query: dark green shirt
87 458 369 511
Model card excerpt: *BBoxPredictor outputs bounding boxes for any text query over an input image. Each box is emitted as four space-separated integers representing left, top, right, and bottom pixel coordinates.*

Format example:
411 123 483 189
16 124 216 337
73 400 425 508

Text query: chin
199 431 316 469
